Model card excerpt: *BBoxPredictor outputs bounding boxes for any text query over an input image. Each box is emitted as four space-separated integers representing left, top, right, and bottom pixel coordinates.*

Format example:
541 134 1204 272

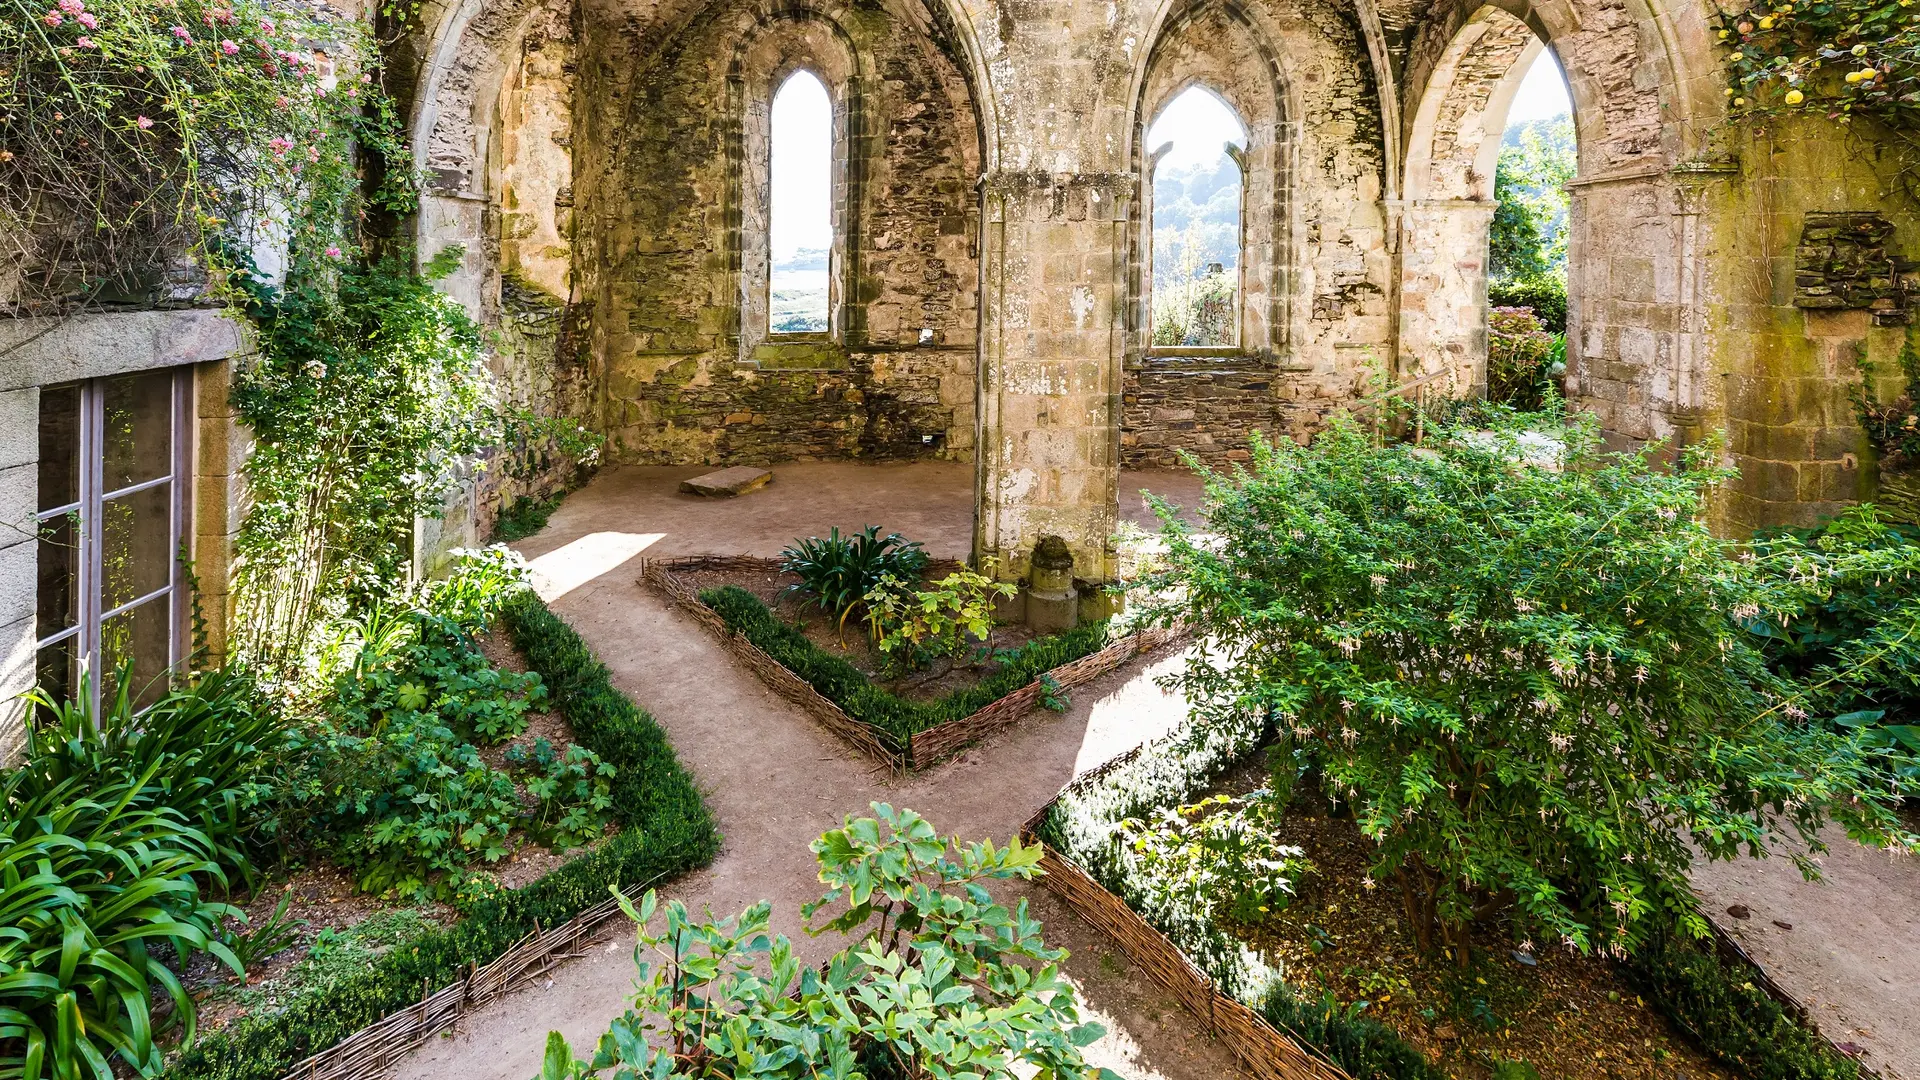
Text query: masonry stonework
402 0 1920 580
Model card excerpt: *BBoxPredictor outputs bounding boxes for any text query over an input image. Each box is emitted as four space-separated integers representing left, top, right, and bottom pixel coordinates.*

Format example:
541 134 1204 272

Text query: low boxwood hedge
698 584 1110 751
162 590 717 1080
1629 930 1861 1080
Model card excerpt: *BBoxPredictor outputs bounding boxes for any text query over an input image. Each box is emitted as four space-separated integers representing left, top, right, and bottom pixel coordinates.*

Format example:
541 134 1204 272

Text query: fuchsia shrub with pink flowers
0 0 410 311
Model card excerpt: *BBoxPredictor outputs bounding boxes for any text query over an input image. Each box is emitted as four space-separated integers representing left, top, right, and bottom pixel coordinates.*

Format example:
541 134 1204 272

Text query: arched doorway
1399 6 1576 403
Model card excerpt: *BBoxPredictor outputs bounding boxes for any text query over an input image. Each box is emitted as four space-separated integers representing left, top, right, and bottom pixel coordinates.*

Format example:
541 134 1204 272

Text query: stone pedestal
1023 535 1080 632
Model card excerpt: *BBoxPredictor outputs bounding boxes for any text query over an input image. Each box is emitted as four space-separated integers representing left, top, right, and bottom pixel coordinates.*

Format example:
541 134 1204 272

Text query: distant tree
1489 116 1576 283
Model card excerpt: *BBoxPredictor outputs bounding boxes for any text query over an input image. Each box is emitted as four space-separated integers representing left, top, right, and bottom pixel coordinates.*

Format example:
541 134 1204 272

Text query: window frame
763 67 839 344
1144 108 1251 358
34 367 195 716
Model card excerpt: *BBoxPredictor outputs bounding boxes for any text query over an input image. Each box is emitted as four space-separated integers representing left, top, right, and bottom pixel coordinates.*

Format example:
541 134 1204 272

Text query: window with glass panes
35 368 193 713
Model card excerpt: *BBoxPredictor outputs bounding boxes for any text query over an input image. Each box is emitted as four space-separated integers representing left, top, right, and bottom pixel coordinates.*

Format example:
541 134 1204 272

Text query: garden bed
158 590 718 1080
1025 722 1873 1080
643 555 1181 769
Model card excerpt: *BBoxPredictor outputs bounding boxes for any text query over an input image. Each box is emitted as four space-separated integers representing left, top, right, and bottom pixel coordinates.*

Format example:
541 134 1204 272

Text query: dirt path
1689 827 1920 1080
389 565 1247 1080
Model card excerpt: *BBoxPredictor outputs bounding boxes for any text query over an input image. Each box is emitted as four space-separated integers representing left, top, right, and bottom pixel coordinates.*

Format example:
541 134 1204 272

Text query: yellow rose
1852 43 1869 55
1734 96 1747 106
1846 70 1864 82
1785 88 1804 104
1759 15 1774 28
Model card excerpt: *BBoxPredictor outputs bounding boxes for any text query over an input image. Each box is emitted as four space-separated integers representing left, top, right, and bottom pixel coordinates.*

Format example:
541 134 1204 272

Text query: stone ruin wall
572 0 985 467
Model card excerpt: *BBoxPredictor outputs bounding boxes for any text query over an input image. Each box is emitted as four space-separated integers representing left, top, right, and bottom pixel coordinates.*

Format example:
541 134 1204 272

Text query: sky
1147 86 1249 173
1508 48 1573 126
770 70 832 263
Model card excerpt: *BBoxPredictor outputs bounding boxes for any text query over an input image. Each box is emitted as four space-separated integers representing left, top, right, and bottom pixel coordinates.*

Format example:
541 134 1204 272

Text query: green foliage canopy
1142 418 1914 963
539 804 1117 1080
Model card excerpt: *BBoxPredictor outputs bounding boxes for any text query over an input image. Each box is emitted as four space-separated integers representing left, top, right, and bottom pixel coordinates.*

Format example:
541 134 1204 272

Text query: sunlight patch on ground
527 531 664 601
1073 647 1195 775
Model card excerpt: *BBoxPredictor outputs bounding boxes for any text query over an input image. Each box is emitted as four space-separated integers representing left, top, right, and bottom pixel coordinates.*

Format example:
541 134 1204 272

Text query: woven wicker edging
1019 745 1352 1080
274 874 662 1080
642 555 1183 770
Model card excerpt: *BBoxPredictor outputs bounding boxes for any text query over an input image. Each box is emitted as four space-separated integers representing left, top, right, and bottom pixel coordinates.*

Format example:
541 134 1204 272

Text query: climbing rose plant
1719 0 1920 133
540 804 1119 1080
230 249 499 686
1142 418 1915 964
0 0 408 309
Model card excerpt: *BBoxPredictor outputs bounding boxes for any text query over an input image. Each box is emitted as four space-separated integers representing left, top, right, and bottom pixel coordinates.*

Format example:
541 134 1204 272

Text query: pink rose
325 246 342 258
268 136 292 156
42 11 62 26
56 0 83 14
76 11 96 27
170 25 190 40
75 35 95 47
220 39 238 55
136 115 153 129
259 17 273 32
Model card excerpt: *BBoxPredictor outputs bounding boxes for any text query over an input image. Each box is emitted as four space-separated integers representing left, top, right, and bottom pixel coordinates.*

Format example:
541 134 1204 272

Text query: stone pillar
1396 198 1496 393
193 360 250 666
974 172 1129 583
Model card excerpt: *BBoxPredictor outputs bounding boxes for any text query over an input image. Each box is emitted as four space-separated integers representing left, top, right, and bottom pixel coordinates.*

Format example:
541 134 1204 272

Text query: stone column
974 171 1130 583
1396 198 1496 393
0 385 39 764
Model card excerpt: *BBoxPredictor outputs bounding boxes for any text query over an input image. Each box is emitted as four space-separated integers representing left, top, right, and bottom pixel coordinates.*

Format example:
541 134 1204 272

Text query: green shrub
1629 931 1860 1080
1487 277 1567 333
540 806 1115 1080
493 493 563 543
699 585 1108 754
161 592 715 1080
507 738 618 852
1747 506 1920 793
779 526 929 633
1142 418 1912 960
864 566 1018 668
1486 306 1559 410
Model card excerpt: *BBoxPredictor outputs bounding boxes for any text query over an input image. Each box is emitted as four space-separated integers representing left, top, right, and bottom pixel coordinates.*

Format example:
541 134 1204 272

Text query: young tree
538 804 1118 1080
1144 418 1914 964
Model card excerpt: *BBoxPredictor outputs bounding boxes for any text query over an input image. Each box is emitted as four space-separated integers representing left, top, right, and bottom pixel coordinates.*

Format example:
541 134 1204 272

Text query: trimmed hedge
1629 931 1861 1080
699 584 1110 750
162 590 717 1080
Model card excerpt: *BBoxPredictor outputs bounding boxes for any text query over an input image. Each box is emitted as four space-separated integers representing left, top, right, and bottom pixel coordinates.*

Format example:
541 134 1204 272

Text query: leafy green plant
779 525 929 633
1720 0 1920 138
1486 306 1559 411
1746 505 1920 793
1142 418 1914 962
1629 929 1861 1080
225 893 307 973
494 493 564 543
230 251 499 685
538 805 1118 1080
0 771 245 1080
864 565 1017 668
15 664 279 859
164 590 716 1080
701 585 1110 757
1117 792 1309 924
1850 330 1920 474
1038 672 1070 712
507 738 617 852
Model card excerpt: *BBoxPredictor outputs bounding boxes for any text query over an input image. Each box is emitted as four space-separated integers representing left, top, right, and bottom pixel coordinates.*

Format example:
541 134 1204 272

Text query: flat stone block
679 466 773 498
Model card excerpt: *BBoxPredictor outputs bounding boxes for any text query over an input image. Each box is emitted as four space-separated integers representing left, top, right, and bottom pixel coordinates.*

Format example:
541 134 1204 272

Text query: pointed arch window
768 70 833 336
1146 86 1249 353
